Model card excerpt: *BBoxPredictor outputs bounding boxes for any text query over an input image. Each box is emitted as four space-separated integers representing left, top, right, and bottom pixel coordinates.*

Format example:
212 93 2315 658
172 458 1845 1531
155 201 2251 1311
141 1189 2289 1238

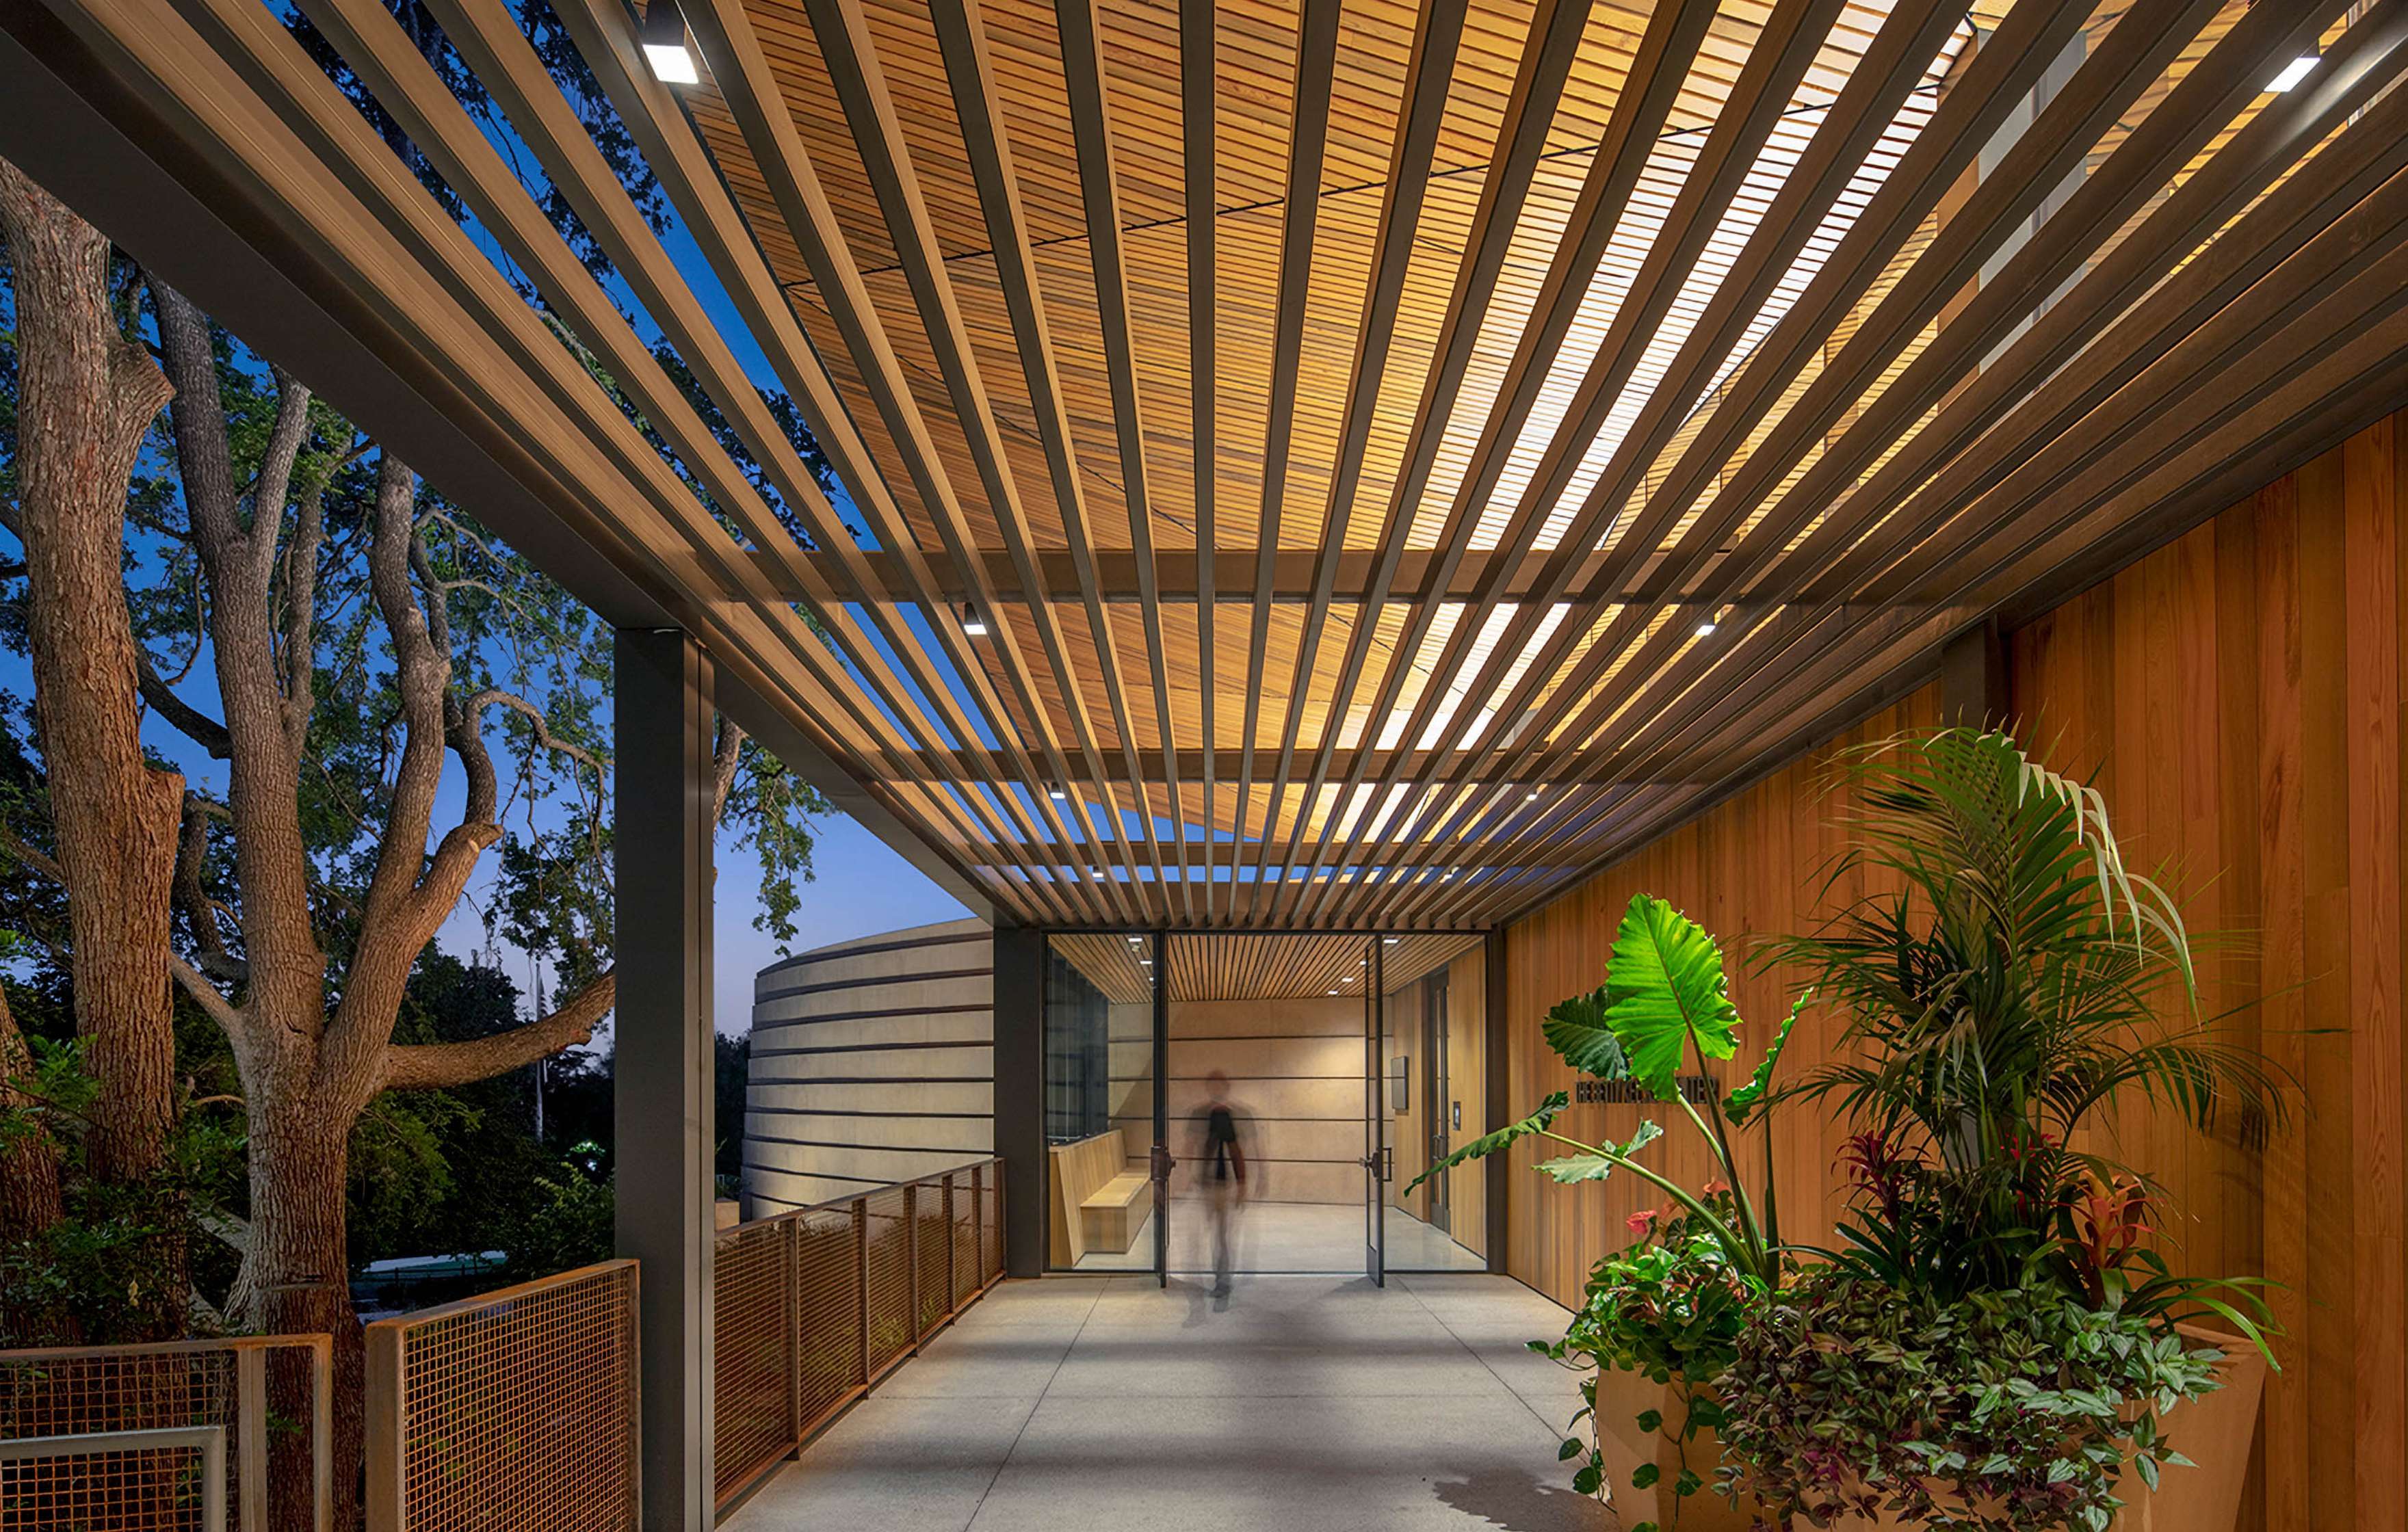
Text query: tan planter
2111 1321 2269 1532
1590 1368 1762 1531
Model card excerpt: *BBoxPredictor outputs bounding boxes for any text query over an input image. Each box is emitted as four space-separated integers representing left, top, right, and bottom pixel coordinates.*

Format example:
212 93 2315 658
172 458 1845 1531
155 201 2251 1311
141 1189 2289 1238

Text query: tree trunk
243 1049 368 1532
0 157 183 1193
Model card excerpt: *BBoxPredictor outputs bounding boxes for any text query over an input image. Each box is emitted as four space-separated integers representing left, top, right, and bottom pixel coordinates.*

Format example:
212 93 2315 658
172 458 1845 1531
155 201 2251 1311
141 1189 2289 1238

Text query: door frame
1030 926 1487 1285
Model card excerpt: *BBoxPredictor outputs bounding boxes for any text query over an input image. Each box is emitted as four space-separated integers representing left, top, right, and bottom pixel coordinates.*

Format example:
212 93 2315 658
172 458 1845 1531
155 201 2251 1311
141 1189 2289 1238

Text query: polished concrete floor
1070 1198 1488 1273
723 1272 1599 1532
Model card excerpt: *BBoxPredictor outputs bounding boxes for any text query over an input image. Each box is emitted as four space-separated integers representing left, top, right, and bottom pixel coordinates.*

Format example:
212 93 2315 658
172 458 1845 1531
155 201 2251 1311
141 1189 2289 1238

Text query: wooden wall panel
1500 408 2408 1531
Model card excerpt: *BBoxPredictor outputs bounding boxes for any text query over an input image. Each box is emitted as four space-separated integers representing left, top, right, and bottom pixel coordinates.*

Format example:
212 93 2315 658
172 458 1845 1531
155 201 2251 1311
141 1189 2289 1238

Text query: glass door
1040 933 1162 1277
1361 934 1387 1285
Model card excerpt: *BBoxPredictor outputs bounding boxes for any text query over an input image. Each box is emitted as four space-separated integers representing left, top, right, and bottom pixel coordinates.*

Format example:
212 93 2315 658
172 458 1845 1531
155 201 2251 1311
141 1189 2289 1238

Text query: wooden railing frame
0 1331 332 1532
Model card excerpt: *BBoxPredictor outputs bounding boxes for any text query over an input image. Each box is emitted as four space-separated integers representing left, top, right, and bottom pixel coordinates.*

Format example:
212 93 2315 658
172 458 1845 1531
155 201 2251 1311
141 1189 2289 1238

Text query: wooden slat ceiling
76 0 2408 928
1051 930 1483 1001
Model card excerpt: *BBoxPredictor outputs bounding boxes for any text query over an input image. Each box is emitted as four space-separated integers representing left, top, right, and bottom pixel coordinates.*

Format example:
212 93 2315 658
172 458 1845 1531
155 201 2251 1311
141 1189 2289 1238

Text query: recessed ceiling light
640 0 698 83
2267 55 2318 92
1049 783 1069 802
1694 620 1718 638
961 602 989 637
1383 936 1400 944
1328 988 1340 995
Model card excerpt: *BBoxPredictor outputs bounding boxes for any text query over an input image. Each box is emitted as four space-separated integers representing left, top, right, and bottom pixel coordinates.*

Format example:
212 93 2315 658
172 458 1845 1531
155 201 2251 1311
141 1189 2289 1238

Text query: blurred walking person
1194 1070 1255 1299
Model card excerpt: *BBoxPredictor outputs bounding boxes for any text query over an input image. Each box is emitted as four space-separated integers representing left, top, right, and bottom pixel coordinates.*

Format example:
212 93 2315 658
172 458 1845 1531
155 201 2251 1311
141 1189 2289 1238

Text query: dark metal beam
614 629 716 1532
991 927 1046 1278
712 546 1967 609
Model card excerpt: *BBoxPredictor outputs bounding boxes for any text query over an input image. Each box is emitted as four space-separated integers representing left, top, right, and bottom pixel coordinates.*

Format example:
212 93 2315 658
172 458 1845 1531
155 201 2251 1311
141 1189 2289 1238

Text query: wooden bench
1079 1171 1151 1254
1047 1128 1148 1265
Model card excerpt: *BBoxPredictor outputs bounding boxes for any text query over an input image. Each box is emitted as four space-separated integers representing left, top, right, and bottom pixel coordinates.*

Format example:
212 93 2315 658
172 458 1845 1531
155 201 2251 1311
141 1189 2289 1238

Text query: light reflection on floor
1068 1198 1487 1273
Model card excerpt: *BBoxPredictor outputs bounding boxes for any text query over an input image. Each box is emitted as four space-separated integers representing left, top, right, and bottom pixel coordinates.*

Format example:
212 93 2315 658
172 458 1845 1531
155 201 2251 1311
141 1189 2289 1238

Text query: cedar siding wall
1499 410 2408 1530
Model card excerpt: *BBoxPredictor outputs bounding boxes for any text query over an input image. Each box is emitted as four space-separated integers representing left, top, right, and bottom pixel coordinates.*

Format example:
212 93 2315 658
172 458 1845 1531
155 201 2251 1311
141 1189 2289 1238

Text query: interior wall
1167 997 1365 1204
1499 407 2408 1531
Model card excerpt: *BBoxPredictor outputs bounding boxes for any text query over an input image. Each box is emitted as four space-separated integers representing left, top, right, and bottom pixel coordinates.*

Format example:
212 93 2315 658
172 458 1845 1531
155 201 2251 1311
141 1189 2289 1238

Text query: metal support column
1484 927 1509 1275
992 925 1045 1276
614 629 716 1531
1939 618 2009 729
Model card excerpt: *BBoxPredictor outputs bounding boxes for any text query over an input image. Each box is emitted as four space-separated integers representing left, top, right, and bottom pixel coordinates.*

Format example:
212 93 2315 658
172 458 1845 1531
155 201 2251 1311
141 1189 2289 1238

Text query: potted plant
1413 892 1796 1530
1715 726 2287 1531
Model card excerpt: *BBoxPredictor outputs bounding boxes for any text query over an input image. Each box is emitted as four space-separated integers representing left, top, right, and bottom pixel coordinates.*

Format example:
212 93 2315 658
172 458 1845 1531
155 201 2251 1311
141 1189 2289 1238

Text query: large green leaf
1533 1120 1664 1184
1402 1091 1569 1194
1723 993 1805 1126
1603 894 1740 1099
1540 984 1627 1079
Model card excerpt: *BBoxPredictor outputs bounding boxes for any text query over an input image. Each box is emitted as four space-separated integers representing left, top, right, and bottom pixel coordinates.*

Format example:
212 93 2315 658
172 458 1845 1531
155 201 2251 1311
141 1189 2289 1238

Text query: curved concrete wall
743 917 994 1213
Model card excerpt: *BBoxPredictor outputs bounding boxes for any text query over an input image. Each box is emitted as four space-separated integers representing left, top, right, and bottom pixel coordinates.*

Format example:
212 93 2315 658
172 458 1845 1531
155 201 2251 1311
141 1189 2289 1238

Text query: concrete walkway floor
722 1272 1604 1532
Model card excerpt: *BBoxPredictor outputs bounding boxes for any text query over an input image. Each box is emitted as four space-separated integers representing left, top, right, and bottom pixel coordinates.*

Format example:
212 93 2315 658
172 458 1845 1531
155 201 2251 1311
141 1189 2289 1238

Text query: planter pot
1591 1368 1762 1531
2111 1321 2268 1532
1779 1323 2268 1532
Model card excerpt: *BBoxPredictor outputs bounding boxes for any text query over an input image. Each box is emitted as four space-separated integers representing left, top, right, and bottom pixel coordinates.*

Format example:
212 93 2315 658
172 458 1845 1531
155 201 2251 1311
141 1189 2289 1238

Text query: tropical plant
1409 893 1794 1524
1765 726 2288 1181
1716 1265 2225 1532
1537 1193 1763 1528
1411 891 1796 1288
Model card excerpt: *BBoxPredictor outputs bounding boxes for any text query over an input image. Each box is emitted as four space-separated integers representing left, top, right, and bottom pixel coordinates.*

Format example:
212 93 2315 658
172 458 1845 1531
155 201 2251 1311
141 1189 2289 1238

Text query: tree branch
0 826 64 886
380 968 615 1091
168 953 244 1040
138 643 232 757
174 791 244 985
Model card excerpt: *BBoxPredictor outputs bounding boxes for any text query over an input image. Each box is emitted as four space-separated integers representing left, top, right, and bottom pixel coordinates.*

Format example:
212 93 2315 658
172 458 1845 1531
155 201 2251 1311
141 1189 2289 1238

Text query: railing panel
365 1260 636 1532
952 1171 980 1310
711 1217 796 1506
0 1334 328 1532
861 1187 913 1378
794 1202 865 1436
913 1182 950 1340
982 1165 1005 1282
0 1425 228 1531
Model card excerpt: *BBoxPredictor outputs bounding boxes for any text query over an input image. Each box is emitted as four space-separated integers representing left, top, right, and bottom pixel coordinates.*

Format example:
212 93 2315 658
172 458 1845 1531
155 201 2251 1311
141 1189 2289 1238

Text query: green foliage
1716 1266 2225 1532
0 1033 241 1345
497 1145 616 1282
1595 894 1741 1097
1539 1198 1768 1518
1768 727 2289 1175
1402 1090 1567 1193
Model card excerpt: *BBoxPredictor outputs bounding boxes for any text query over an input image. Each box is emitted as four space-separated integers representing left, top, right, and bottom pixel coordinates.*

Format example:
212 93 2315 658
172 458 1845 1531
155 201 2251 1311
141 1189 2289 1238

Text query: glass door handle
1357 1147 1393 1181
1149 1144 1175 1183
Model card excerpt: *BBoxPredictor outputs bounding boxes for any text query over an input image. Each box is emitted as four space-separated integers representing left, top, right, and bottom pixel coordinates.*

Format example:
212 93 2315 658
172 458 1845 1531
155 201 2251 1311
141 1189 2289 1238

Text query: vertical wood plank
1499 406 2408 1531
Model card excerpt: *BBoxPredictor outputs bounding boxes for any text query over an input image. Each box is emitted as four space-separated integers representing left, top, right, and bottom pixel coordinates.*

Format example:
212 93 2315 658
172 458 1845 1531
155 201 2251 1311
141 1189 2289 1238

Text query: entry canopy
5 0 2402 927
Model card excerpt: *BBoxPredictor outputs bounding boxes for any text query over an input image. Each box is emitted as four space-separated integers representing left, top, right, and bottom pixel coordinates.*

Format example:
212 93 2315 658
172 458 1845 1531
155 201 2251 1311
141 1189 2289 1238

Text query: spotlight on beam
2267 55 2318 93
640 0 698 83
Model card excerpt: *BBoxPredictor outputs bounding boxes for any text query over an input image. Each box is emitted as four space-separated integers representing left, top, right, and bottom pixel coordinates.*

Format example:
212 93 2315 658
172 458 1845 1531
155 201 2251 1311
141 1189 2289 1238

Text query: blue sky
1 42 984 1045
0 642 968 1042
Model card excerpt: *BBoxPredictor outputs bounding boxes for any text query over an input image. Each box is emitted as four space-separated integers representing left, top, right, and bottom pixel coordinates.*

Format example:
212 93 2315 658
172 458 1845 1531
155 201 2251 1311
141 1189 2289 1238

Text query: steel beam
614 629 716 1532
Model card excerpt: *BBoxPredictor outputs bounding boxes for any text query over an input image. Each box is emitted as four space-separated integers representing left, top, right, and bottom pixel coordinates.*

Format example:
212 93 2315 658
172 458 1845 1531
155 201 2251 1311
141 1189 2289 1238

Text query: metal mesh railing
365 1261 638 1532
709 1159 1005 1512
0 1334 330 1532
357 1160 1006 1527
710 1219 792 1503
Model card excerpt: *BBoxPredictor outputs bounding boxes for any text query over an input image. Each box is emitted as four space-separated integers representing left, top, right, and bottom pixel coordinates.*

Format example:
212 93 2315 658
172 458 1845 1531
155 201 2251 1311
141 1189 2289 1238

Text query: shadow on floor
1430 1466 1606 1532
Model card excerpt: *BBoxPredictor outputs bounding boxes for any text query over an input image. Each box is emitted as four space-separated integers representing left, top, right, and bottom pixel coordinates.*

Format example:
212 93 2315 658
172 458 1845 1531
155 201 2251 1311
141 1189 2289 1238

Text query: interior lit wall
1166 997 1365 1204
1498 407 2408 1530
